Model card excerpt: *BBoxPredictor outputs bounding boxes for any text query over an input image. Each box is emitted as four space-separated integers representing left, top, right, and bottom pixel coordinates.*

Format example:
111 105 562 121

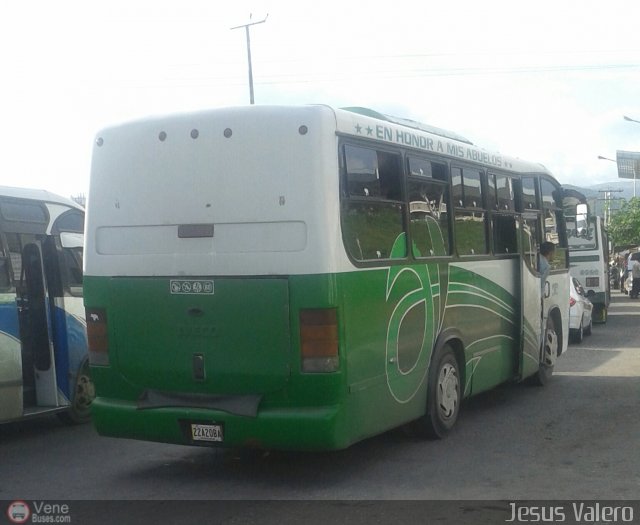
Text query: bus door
0 246 22 420
18 241 59 408
519 213 543 379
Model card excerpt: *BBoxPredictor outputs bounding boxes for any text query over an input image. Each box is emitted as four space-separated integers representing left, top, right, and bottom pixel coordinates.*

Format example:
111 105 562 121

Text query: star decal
366 126 373 135
355 124 362 134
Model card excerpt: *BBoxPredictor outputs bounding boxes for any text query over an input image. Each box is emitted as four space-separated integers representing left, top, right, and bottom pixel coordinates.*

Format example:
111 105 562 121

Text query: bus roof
0 185 83 210
95 104 556 179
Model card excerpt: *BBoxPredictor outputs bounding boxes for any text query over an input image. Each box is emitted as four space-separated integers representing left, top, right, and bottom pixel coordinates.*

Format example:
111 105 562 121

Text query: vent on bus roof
341 107 473 145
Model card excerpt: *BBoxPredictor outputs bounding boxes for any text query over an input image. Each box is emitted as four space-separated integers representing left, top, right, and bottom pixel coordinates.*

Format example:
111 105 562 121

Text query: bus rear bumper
91 397 350 451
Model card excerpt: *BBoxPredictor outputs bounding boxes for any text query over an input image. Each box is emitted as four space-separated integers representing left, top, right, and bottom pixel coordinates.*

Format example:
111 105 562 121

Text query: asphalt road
1 292 638 506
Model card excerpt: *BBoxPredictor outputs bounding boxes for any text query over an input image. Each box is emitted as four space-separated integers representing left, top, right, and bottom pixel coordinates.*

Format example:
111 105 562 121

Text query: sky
1 0 639 200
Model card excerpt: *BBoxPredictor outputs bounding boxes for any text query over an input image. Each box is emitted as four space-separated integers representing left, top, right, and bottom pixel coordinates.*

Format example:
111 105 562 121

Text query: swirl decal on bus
384 256 442 403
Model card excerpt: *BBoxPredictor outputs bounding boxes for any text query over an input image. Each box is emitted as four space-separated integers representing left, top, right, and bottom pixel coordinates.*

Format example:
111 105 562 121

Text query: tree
609 197 640 248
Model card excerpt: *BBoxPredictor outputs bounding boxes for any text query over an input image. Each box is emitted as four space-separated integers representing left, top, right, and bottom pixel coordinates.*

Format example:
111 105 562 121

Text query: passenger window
452 168 463 207
493 215 518 254
463 169 482 208
496 175 515 211
342 202 405 260
486 174 497 211
541 179 560 209
345 146 380 198
408 179 450 257
342 145 406 261
453 166 487 256
541 178 568 270
408 157 448 181
521 217 540 271
63 247 84 296
0 245 11 290
519 177 539 211
455 211 487 255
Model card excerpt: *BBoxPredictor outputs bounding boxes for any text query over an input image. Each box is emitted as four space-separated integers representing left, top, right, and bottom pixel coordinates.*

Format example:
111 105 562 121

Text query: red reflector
569 297 576 307
86 308 109 366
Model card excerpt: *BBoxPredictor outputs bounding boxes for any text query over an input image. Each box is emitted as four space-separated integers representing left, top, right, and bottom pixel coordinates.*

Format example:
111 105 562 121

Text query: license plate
191 423 223 442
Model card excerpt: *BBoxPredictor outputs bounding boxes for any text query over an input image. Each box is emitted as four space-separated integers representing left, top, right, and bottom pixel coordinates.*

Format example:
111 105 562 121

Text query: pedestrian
621 253 631 293
630 253 640 299
539 241 556 288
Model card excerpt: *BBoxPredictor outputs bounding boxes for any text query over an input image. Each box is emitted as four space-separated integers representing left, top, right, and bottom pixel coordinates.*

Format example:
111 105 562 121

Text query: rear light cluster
86 308 109 366
299 308 339 373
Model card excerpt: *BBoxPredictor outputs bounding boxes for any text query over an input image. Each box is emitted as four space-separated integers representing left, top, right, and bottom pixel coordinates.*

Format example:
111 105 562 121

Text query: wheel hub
437 363 459 420
543 327 558 367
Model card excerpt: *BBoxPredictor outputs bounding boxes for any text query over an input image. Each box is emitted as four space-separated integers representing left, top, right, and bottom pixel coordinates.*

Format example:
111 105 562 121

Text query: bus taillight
299 308 339 373
86 308 109 366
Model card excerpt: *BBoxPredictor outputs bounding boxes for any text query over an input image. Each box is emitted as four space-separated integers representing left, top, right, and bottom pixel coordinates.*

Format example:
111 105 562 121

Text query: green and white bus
85 105 569 451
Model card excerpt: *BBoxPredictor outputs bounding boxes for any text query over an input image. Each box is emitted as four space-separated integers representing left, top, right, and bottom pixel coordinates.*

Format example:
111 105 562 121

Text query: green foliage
609 197 640 247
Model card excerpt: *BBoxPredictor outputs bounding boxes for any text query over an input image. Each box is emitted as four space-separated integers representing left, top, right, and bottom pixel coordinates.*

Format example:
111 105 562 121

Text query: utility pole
598 189 623 227
231 14 268 105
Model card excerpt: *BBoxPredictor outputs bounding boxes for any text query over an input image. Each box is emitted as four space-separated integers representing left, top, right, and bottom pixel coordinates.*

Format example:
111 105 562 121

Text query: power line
222 62 640 87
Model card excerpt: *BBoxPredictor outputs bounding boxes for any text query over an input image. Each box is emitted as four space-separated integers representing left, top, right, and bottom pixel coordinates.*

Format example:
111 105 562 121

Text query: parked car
569 276 593 343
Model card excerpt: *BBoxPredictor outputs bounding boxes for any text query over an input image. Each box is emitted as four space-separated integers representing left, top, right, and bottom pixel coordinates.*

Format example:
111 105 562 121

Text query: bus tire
411 344 461 439
58 359 95 425
529 316 557 386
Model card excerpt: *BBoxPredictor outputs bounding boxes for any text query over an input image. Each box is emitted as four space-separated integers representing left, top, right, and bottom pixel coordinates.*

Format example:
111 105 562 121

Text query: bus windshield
566 219 597 250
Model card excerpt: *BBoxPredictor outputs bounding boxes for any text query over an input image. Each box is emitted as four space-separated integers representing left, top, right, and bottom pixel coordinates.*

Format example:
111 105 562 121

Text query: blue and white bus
0 186 92 424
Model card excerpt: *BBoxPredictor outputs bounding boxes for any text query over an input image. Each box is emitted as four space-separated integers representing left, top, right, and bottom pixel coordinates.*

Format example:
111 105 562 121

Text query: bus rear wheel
58 360 95 425
411 345 461 439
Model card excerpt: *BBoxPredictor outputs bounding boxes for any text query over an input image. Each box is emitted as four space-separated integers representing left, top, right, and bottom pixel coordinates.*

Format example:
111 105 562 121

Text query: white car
569 276 593 343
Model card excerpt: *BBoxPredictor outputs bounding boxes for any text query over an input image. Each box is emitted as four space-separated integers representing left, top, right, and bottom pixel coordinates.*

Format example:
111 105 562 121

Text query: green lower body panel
92 397 349 451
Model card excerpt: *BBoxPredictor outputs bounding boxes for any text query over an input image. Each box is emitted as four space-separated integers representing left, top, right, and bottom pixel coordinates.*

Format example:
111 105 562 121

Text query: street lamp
598 155 618 221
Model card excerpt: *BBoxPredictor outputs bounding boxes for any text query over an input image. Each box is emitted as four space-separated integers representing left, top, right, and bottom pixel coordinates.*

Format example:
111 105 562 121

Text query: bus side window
453 166 487 256
496 175 515 211
64 247 83 294
521 217 540 271
408 179 450 257
344 145 380 198
0 254 11 290
541 178 568 270
6 233 23 285
342 145 406 261
493 215 518 254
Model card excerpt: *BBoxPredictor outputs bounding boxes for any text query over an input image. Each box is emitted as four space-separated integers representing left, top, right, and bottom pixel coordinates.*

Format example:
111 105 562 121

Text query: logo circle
7 501 30 524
